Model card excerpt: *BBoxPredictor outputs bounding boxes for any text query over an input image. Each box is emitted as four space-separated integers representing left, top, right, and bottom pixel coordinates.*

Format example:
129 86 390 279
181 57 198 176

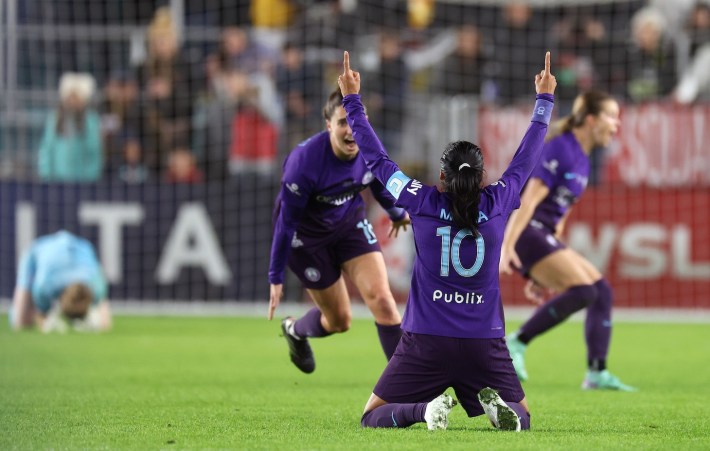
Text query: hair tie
458 163 471 171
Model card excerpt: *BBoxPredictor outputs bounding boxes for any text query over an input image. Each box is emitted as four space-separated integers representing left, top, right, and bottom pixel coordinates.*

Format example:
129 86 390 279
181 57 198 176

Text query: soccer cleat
281 317 315 374
582 370 637 392
477 387 522 432
506 333 529 382
424 393 457 430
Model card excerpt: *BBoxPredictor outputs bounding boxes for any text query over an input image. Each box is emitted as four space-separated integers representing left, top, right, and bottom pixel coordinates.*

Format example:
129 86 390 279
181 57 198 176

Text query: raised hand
535 51 557 95
338 51 361 96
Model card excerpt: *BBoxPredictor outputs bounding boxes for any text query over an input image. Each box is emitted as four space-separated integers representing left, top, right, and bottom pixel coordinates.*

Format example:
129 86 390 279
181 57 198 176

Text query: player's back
398 181 518 339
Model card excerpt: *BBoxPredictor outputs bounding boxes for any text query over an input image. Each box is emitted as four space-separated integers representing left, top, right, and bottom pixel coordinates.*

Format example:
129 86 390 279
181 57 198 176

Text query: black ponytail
440 141 485 235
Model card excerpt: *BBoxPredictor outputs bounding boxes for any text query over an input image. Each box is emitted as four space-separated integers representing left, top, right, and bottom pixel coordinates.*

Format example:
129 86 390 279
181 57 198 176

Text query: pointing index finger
544 51 550 75
343 51 350 74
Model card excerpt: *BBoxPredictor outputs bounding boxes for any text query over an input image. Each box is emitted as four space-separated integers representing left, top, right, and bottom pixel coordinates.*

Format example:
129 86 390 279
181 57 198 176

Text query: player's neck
571 128 594 155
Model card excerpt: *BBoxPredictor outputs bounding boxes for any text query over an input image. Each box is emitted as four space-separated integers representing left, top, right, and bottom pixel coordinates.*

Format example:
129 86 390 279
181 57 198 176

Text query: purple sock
586 279 613 362
293 307 332 338
507 402 531 430
361 403 427 428
376 323 402 360
519 285 598 343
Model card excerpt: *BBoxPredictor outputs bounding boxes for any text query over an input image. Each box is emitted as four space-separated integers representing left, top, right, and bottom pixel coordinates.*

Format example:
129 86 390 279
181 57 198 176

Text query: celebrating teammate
11 230 112 333
268 89 410 374
339 50 556 431
499 91 636 391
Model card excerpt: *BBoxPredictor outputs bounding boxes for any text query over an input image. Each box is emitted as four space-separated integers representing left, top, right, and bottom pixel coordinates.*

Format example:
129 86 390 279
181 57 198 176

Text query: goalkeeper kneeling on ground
10 230 112 333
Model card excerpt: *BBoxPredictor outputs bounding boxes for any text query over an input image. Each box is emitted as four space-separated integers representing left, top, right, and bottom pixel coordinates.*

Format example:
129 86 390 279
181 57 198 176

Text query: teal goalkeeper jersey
16 231 107 313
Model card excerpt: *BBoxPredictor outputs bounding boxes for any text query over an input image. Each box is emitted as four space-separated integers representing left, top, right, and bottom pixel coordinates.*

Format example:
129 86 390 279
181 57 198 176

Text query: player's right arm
267 153 313 320
498 52 557 198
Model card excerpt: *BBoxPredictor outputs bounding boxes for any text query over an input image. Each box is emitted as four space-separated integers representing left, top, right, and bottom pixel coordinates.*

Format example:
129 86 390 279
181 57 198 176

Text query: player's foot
424 393 457 430
582 370 637 392
281 317 315 374
506 333 528 382
477 387 522 432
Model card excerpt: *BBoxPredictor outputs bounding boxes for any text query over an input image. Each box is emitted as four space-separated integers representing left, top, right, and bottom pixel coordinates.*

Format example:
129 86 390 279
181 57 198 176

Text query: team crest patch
305 267 321 282
362 171 374 184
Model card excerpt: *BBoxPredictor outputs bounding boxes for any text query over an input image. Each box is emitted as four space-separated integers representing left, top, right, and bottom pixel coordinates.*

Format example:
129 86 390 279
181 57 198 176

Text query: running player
11 230 112 333
339 51 556 431
268 89 410 374
499 91 636 391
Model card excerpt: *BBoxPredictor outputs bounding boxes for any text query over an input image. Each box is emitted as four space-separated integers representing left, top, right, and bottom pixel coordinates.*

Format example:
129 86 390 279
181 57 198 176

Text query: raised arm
338 52 402 189
500 52 557 194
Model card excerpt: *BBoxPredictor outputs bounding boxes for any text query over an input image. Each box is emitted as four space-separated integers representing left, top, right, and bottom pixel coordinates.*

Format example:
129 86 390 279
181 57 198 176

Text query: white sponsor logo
543 159 558 175
286 183 300 196
432 290 484 304
407 179 423 196
291 232 304 248
491 179 507 187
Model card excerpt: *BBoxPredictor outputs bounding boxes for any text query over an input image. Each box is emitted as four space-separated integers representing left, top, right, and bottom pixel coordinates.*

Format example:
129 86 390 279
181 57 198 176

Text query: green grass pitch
1 314 709 450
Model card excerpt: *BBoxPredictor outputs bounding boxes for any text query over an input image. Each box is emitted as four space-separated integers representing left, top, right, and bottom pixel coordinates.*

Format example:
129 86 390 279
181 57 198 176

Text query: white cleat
477 387 521 432
424 393 457 430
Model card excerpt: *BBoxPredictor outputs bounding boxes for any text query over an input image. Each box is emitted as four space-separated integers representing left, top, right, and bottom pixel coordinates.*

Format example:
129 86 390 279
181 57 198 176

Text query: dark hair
440 141 485 235
547 90 614 140
322 89 343 121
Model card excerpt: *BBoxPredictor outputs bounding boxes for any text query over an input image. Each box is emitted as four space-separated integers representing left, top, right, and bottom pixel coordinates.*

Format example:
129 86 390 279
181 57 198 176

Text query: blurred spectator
674 2 710 104
165 147 204 183
553 15 614 105
431 25 488 97
205 27 283 127
624 7 677 102
250 0 298 51
364 31 408 158
138 7 194 172
100 71 141 175
492 2 548 104
276 42 323 154
229 104 279 176
116 137 150 184
38 73 103 182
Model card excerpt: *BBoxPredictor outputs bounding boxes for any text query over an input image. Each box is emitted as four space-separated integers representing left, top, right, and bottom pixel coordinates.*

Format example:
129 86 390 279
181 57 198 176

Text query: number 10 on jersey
436 226 485 277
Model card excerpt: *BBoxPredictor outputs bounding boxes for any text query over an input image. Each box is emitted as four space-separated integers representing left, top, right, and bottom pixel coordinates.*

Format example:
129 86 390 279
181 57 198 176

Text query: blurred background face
457 26 481 57
62 92 87 112
326 106 358 160
591 99 620 148
222 28 247 56
634 21 662 51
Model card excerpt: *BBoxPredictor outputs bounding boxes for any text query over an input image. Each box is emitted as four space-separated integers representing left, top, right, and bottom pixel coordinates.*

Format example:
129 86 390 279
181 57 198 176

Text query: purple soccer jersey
343 94 553 339
529 132 590 231
269 131 404 285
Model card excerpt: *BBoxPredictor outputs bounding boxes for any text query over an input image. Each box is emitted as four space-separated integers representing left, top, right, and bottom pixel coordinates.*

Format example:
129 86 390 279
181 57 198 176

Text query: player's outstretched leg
582 370 637 391
477 388 523 432
424 393 458 430
506 333 528 382
281 317 315 373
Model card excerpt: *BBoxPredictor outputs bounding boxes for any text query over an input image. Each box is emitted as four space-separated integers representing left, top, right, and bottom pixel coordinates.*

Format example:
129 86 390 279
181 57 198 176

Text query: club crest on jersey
362 171 374 185
304 267 321 282
286 183 301 196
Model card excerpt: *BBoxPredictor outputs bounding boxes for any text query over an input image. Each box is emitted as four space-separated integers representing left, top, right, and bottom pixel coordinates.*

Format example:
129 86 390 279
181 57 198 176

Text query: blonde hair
59 284 93 320
546 91 614 141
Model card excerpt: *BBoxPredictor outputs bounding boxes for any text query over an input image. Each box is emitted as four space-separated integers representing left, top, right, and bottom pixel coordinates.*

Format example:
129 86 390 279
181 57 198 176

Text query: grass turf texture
1 315 709 450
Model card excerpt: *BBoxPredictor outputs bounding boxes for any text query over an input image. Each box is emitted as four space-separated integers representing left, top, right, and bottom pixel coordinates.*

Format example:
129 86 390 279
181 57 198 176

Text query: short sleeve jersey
529 132 590 230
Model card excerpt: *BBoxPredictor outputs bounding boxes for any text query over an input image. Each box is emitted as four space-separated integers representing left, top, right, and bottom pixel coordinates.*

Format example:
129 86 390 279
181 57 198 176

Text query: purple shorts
514 221 566 276
288 214 382 290
373 331 525 417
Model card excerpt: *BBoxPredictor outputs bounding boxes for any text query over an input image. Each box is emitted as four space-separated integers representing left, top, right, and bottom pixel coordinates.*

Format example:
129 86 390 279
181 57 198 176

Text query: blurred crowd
4 0 710 184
